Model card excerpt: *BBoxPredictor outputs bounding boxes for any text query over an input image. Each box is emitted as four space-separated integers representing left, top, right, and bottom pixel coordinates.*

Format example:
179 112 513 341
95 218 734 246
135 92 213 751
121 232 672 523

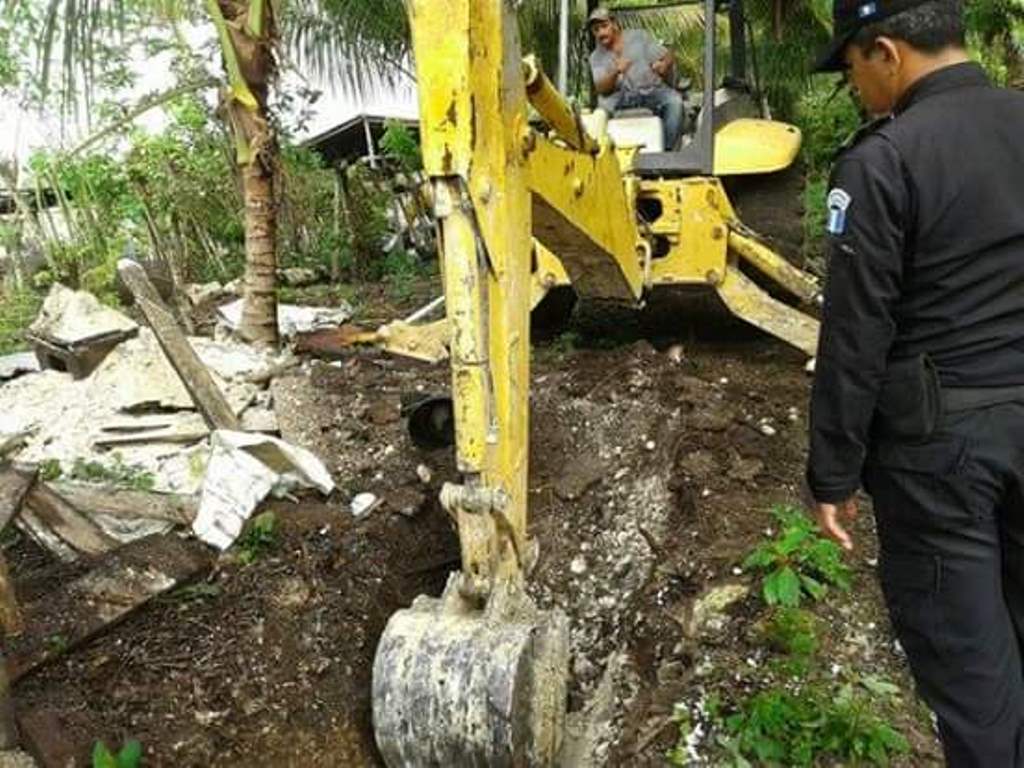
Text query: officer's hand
651 58 668 77
615 57 631 75
815 498 857 552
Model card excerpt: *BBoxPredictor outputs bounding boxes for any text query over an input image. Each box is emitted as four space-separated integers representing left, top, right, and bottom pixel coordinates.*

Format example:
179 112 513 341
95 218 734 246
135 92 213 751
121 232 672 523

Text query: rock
728 456 764 482
185 281 226 306
29 283 137 346
271 576 312 609
223 278 243 295
666 344 685 363
656 660 688 686
679 450 718 480
643 440 656 451
570 555 588 575
365 398 400 425
683 582 750 638
351 493 380 518
758 422 777 437
388 487 426 518
279 267 319 287
555 453 606 501
416 464 433 484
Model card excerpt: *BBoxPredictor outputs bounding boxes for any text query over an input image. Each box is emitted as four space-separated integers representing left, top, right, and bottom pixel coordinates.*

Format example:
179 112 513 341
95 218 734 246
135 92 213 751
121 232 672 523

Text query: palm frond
283 0 411 98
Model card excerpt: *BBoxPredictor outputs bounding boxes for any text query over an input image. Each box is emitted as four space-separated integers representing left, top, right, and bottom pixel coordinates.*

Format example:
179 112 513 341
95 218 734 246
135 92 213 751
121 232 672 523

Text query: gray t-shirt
590 28 667 95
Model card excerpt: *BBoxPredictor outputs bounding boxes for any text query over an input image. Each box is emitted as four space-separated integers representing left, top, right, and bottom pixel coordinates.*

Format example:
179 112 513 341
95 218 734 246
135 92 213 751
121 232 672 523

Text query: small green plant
237 511 278 565
379 119 422 172
763 606 819 658
720 683 909 767
92 739 142 768
67 454 155 491
743 505 851 608
47 634 69 654
38 458 63 482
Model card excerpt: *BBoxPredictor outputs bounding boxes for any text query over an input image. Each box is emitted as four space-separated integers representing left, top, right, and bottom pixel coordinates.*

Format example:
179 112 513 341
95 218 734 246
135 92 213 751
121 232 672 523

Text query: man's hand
815 497 858 551
614 57 632 75
651 57 669 77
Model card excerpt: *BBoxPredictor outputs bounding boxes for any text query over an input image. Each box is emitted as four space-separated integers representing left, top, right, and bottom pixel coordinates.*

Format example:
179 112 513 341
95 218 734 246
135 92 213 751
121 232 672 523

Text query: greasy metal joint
440 482 510 516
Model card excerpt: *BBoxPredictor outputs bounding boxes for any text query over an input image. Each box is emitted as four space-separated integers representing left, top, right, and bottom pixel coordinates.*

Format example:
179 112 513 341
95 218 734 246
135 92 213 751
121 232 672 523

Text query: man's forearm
595 69 618 95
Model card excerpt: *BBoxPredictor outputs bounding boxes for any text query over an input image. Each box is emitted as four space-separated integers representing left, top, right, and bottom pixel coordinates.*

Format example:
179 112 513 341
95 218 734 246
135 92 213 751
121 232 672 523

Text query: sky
0 27 419 172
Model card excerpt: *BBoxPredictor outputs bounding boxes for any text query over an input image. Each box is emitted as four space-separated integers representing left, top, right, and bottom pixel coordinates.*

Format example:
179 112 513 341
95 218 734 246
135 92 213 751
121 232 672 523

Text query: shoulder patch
826 188 852 235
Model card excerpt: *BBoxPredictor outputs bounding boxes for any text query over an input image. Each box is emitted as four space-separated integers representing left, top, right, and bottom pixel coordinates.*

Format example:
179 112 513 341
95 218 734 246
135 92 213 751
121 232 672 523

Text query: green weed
92 739 142 768
38 458 63 482
743 505 851 608
763 606 820 658
66 454 156 491
720 683 909 766
237 511 278 565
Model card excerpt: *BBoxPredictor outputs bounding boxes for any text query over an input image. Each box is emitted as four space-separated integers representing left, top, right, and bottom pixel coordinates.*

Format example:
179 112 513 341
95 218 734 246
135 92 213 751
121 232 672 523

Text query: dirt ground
6 284 943 766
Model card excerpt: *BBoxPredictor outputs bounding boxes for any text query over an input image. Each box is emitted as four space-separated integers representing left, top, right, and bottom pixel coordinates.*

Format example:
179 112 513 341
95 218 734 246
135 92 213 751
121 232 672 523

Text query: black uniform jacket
807 62 1024 503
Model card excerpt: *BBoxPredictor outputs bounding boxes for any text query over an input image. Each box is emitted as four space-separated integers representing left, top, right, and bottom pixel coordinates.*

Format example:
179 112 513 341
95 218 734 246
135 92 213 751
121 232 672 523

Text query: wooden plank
0 554 23 636
20 484 119 562
117 258 240 431
48 482 197 526
0 463 36 529
6 534 211 682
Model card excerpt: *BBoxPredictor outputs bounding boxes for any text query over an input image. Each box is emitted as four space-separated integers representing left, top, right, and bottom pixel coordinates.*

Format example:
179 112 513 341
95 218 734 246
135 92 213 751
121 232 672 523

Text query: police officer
806 0 1024 764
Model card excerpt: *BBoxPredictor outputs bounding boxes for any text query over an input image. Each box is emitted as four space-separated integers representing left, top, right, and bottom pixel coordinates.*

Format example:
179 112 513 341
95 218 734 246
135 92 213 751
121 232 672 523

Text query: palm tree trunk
212 0 280 346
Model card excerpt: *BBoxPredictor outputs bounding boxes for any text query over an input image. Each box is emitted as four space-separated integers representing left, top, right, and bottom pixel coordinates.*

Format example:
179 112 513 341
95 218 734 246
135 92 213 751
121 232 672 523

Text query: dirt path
7 299 942 766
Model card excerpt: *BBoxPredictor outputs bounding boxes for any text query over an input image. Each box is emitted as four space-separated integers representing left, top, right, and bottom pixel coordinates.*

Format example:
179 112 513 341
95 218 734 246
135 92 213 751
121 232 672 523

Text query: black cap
814 0 930 72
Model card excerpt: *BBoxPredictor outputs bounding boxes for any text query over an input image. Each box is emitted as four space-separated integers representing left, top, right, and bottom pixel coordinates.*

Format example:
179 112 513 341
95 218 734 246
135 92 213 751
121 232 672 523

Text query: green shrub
0 286 43 354
237 511 279 565
743 505 851 608
721 683 909 767
763 606 819 658
92 739 142 768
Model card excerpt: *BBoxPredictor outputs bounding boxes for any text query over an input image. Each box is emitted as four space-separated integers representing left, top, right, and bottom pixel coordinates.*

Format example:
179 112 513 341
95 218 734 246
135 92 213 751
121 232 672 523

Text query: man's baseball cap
588 7 615 25
814 0 930 72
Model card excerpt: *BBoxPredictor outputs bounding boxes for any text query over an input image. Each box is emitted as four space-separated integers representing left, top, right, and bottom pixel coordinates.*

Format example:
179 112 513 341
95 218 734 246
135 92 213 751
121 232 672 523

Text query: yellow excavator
370 0 821 764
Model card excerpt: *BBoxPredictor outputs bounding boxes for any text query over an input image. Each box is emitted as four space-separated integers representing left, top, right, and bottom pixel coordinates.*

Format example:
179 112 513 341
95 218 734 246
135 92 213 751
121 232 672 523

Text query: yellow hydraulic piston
371 1 569 766
523 55 598 154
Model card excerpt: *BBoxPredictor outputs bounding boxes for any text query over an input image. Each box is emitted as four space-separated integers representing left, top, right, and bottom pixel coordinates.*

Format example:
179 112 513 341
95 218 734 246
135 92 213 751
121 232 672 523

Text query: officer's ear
871 36 903 75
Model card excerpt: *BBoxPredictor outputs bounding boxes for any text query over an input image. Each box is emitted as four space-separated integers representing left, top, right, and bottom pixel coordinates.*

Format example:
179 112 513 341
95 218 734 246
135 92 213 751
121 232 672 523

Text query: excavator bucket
372 577 569 767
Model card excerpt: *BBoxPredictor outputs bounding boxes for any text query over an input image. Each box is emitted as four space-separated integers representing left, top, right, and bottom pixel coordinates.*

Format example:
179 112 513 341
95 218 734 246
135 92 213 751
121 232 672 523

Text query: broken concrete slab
6 533 211 682
185 281 226 306
20 484 120 562
28 284 137 347
0 353 39 383
48 483 196 526
27 284 138 379
279 267 319 287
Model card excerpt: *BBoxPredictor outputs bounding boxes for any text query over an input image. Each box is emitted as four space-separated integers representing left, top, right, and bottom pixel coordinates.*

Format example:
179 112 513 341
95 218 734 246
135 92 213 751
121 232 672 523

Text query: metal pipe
523 55 599 154
557 0 570 94
698 0 716 175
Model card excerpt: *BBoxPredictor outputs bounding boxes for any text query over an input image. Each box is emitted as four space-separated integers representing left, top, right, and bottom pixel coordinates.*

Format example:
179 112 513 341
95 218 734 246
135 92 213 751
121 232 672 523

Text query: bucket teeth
715 267 820 358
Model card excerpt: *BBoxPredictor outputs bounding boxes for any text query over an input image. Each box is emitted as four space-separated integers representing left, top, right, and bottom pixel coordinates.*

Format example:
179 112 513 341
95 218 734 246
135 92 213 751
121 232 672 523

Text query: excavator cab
595 0 801 178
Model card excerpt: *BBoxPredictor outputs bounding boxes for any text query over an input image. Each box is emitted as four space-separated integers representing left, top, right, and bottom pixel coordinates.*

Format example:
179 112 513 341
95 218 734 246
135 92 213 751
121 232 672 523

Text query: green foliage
237 511 279 565
92 739 142 768
743 505 851 607
763 606 819 658
379 120 422 172
38 459 63 482
0 286 43 354
721 683 909 766
66 455 156 491
378 247 431 301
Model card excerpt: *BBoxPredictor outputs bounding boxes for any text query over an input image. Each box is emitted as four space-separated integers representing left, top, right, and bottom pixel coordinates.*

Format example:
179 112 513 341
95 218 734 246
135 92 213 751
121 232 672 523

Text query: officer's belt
943 386 1024 413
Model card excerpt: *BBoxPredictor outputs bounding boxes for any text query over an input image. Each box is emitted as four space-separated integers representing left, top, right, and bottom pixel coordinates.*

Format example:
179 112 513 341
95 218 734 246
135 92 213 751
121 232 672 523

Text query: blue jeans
600 86 686 151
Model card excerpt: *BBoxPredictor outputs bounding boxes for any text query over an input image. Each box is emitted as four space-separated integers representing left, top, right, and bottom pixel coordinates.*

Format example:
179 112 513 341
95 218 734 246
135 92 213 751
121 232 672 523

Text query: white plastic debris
216 299 353 339
192 430 335 549
351 492 381 518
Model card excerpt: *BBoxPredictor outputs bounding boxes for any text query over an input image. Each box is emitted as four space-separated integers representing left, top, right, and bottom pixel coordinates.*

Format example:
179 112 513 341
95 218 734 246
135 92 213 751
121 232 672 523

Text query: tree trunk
214 0 280 346
239 156 278 344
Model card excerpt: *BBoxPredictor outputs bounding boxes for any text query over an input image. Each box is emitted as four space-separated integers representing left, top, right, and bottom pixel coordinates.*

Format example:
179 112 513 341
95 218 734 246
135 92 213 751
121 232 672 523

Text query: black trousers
864 402 1024 767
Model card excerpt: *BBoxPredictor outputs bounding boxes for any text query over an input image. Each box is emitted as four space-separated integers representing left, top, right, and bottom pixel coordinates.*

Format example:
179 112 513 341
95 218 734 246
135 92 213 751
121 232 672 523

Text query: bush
0 286 43 354
722 683 909 766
